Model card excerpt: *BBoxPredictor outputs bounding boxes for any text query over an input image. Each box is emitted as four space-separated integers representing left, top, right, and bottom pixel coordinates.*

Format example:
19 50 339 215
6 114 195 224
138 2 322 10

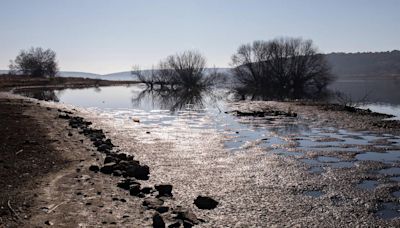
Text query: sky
0 0 399 74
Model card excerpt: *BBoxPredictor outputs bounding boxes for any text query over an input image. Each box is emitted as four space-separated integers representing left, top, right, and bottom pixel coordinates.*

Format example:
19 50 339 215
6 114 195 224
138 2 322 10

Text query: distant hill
1 51 400 80
325 50 400 78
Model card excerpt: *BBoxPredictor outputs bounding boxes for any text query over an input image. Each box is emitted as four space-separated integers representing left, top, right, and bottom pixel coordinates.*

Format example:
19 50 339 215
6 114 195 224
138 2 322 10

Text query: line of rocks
58 111 218 227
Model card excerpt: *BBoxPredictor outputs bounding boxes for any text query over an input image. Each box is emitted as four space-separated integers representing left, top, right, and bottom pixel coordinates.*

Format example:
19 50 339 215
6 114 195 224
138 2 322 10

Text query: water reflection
16 88 62 102
132 85 222 113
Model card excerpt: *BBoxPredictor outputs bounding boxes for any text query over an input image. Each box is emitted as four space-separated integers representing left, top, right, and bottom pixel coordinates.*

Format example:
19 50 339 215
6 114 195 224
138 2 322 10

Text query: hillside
325 50 400 77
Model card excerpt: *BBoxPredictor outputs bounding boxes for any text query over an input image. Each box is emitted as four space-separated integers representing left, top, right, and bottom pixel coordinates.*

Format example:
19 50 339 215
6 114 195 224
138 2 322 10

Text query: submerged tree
231 38 333 100
133 50 225 89
9 47 58 78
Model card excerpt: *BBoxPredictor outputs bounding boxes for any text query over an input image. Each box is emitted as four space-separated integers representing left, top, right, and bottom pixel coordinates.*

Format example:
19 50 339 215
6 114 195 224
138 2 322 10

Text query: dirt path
0 94 148 227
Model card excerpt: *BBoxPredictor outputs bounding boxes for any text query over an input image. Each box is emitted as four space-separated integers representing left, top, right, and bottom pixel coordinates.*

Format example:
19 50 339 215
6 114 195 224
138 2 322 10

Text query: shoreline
1 81 400 226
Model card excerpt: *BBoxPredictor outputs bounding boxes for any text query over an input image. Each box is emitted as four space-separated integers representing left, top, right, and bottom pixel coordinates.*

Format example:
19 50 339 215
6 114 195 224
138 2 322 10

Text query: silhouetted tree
133 50 225 89
9 47 58 78
231 38 333 99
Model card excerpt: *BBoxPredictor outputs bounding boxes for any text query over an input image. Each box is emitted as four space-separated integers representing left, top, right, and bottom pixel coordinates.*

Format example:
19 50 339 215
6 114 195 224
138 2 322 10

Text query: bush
9 47 58 78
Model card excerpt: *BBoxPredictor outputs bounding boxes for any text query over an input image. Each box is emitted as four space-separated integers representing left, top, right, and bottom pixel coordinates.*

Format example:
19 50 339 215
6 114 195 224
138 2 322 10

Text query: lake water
15 84 400 222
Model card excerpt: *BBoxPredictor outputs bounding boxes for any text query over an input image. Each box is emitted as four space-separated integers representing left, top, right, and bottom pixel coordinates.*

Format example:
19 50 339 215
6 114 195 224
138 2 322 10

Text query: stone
117 179 139 190
125 164 150 180
143 198 164 209
155 184 173 197
194 196 218 209
89 165 99 172
174 208 199 225
97 144 112 152
129 183 141 196
104 156 118 164
156 206 169 214
153 213 165 228
100 162 117 174
141 187 153 194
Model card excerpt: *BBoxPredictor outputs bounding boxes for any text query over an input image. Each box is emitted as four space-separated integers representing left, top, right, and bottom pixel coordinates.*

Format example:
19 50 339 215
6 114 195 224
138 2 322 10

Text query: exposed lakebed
15 85 400 225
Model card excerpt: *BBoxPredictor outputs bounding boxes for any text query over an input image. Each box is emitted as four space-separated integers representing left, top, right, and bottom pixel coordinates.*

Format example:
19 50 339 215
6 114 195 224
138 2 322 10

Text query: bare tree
9 47 58 78
231 38 333 99
133 50 224 89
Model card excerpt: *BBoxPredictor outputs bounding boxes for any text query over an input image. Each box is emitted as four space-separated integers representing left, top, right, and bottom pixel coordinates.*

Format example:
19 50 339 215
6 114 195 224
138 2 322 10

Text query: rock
117 179 139 190
116 153 128 160
112 170 123 176
153 213 165 228
129 183 142 196
143 198 164 209
97 144 112 152
104 156 118 164
174 208 199 225
156 206 169 214
44 220 53 226
93 140 103 147
155 184 173 197
141 187 153 194
125 164 150 180
100 162 117 174
168 222 181 228
194 196 218 209
58 114 70 119
89 165 99 172
104 139 114 146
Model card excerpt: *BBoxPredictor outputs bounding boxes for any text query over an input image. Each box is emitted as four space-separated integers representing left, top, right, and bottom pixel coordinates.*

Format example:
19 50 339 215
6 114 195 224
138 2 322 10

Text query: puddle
308 166 324 174
327 161 355 168
375 202 400 220
304 190 324 198
378 167 400 176
318 156 341 163
300 158 322 166
392 191 400 198
390 176 400 182
358 180 379 190
355 151 400 163
271 149 304 157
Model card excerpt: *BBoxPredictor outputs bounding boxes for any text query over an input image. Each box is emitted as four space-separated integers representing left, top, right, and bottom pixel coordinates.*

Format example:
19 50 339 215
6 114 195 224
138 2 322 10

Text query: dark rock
129 183 141 196
89 165 99 172
112 170 123 176
155 184 173 197
141 187 153 194
100 162 117 174
125 164 150 180
174 208 199 225
117 179 139 190
116 153 128 160
104 139 114 147
104 156 118 164
153 213 165 228
194 196 218 209
156 206 169 214
93 140 103 147
183 221 194 228
143 198 164 209
58 114 70 119
168 222 181 228
97 144 112 152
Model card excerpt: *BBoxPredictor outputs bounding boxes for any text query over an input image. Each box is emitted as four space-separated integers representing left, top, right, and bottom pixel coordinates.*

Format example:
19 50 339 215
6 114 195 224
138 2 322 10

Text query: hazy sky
1 0 399 74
